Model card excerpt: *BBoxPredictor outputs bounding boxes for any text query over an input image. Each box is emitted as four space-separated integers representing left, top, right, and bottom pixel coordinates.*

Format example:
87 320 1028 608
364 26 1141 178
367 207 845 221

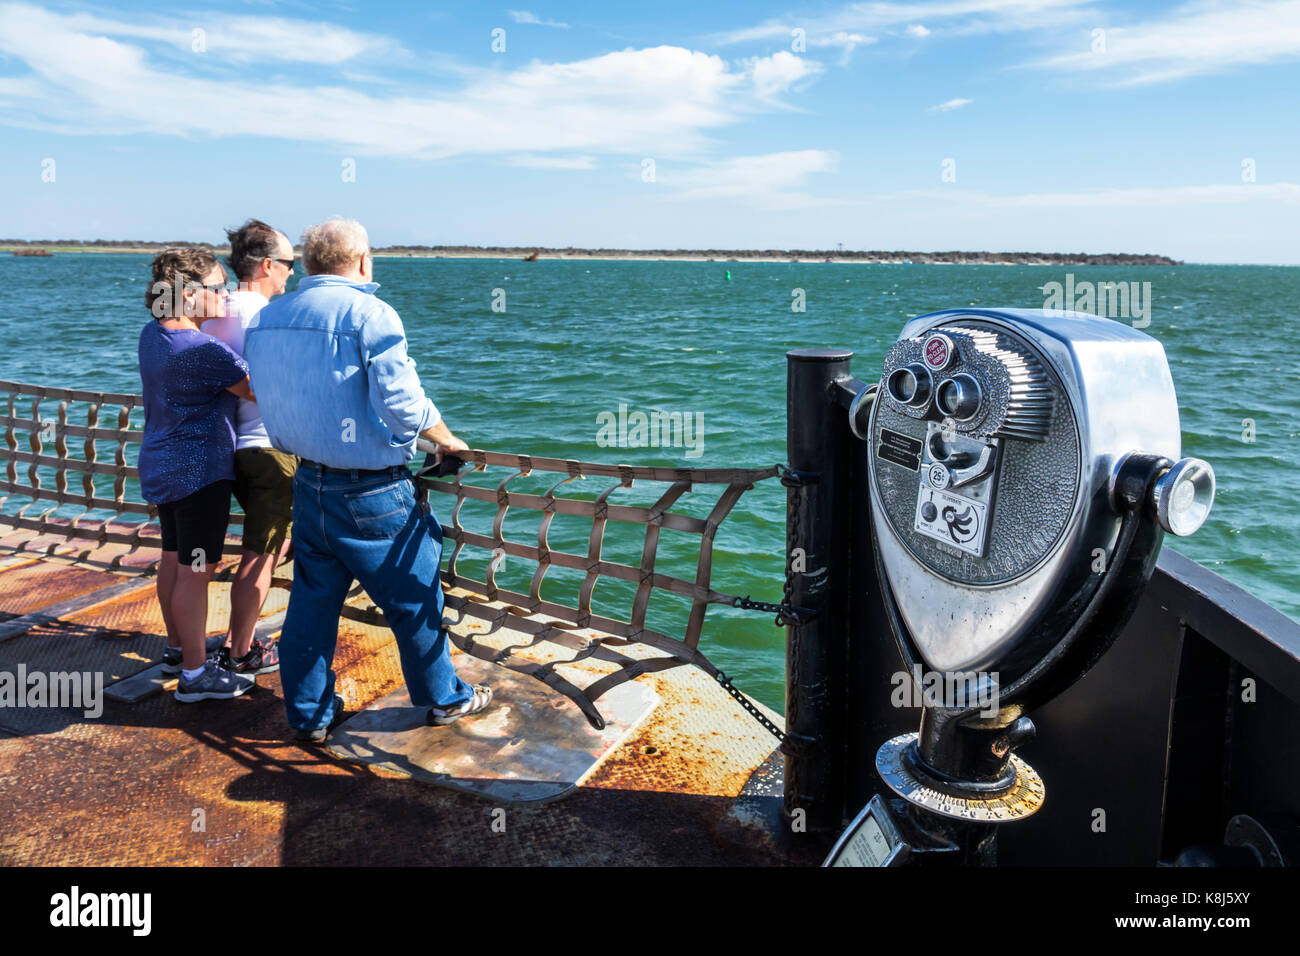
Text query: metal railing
0 379 783 731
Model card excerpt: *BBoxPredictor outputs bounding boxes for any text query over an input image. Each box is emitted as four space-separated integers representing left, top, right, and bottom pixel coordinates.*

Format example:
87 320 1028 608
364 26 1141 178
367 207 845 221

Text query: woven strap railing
0 380 249 575
0 380 779 729
418 448 777 728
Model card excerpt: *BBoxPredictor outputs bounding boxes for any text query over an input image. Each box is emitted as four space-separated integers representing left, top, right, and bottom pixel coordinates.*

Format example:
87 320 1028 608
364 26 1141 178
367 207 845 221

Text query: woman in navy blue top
139 248 257 703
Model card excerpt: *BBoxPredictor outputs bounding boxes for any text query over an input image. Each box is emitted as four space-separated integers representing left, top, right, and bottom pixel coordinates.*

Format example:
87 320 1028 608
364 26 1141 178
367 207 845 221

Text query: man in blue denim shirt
244 218 492 740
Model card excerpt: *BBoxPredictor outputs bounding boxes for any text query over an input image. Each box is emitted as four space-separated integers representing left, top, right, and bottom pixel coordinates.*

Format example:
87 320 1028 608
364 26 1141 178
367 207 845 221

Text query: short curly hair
146 247 223 319
301 218 369 276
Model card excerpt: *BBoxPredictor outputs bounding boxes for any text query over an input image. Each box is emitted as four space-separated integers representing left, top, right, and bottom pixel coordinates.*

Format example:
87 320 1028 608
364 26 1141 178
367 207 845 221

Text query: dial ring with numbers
876 733 1046 822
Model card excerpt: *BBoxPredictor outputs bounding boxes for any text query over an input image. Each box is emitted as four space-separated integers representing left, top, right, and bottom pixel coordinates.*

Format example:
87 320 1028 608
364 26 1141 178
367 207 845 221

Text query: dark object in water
523 251 540 262
13 248 52 257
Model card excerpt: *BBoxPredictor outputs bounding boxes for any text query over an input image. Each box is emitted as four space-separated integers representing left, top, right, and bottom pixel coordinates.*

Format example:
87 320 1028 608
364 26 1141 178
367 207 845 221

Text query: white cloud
204 17 396 63
927 97 972 111
508 10 570 29
0 5 822 161
663 150 841 207
905 25 932 37
1028 0 1300 86
745 50 823 100
0 76 42 98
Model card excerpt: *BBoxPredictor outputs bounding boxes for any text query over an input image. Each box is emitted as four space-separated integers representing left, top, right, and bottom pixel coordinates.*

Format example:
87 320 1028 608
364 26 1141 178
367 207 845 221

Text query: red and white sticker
923 333 954 371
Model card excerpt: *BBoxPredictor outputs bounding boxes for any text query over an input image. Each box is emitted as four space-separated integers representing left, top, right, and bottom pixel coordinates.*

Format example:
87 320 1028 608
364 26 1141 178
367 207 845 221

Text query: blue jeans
281 462 473 731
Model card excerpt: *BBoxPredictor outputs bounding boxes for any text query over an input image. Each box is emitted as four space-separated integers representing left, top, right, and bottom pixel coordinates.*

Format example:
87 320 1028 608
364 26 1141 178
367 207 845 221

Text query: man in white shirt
201 219 298 675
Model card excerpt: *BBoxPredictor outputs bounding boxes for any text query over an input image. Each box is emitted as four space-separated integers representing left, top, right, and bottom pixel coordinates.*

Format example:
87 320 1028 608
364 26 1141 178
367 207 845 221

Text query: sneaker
217 638 281 676
174 660 255 703
426 685 494 727
160 634 228 675
295 694 347 744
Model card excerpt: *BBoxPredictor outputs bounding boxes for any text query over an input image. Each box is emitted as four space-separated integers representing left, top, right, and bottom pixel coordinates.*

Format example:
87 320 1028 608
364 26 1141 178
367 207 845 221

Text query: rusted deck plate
327 658 659 805
0 561 127 621
0 561 815 866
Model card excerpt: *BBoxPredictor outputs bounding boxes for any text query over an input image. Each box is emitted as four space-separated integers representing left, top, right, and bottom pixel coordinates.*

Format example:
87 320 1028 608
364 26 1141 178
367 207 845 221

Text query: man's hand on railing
419 420 469 465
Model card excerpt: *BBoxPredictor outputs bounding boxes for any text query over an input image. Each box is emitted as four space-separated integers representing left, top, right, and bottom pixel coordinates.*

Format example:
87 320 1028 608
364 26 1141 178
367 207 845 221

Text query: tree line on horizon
0 238 1183 266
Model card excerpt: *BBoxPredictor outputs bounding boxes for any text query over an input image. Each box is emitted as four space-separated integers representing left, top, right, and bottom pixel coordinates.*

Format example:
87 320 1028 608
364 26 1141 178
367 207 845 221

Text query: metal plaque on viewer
823 795 910 867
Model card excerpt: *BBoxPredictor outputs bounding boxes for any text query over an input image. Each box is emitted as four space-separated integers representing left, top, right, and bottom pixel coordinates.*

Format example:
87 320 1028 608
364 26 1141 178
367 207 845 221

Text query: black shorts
158 479 233 568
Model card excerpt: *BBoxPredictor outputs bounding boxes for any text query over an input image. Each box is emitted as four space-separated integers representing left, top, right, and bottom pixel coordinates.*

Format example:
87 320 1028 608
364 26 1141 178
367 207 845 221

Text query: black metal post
785 348 855 837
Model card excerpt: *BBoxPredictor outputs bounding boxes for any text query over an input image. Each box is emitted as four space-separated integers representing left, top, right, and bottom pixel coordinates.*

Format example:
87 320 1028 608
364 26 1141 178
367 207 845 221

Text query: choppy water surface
1 254 1296 710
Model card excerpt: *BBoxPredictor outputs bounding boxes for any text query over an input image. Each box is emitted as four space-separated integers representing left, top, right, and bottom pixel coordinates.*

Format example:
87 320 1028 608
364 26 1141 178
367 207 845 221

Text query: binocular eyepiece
934 374 981 421
886 363 931 407
885 365 983 423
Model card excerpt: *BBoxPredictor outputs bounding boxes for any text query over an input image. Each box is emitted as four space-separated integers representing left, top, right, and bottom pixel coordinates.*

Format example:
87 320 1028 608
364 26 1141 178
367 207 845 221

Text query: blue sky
0 0 1297 262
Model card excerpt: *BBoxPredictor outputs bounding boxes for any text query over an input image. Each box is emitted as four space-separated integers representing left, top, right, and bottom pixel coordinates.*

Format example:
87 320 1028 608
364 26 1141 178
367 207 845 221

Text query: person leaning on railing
243 217 492 743
139 247 256 703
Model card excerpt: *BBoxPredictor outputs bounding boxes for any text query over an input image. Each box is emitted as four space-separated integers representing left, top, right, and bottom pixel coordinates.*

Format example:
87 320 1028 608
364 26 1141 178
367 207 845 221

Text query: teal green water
1 254 1296 710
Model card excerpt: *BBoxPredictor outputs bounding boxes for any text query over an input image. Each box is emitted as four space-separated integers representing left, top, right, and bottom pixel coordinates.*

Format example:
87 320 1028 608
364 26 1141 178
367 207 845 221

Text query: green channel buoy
724 270 731 280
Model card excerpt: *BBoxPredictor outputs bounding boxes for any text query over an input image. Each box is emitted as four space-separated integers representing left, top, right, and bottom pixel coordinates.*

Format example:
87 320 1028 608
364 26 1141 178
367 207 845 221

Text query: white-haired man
244 218 490 741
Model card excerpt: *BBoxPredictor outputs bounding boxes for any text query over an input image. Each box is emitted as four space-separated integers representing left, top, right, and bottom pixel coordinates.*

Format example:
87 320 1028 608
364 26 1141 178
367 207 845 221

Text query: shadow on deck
0 530 818 867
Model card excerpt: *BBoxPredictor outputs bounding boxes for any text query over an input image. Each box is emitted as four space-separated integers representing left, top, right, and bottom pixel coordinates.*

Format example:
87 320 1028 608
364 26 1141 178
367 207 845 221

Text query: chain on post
728 464 818 627
781 462 802 628
715 671 787 745
715 464 822 747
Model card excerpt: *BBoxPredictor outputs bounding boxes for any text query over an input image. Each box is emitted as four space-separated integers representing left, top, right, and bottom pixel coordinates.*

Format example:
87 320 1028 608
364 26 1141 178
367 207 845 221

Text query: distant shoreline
0 241 1183 267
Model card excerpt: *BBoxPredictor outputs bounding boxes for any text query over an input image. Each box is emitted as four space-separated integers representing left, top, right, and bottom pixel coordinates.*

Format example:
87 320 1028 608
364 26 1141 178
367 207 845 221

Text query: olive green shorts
233 447 298 555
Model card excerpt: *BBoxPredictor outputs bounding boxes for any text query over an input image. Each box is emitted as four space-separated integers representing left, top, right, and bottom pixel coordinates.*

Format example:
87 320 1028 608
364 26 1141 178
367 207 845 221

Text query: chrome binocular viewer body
854 307 1215 851
867 308 1213 692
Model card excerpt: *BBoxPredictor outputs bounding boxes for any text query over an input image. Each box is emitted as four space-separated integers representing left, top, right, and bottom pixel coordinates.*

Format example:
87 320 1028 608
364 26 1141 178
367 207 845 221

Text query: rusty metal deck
0 529 814 866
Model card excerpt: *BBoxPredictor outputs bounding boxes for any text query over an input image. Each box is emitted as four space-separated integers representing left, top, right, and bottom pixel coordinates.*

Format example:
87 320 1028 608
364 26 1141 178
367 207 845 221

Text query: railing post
785 348 855 837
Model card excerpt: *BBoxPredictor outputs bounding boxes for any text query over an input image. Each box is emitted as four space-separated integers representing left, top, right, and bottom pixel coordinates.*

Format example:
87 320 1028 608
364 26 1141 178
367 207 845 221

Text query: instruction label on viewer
877 428 922 471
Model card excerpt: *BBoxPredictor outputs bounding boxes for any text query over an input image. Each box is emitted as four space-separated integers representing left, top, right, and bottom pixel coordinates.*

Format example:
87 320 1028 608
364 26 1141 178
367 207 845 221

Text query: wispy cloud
508 9 569 29
0 4 823 161
1027 0 1300 86
878 182 1300 207
819 30 877 64
983 182 1300 207
662 149 842 208
0 5 400 64
711 0 1096 47
927 97 972 111
713 0 1300 89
